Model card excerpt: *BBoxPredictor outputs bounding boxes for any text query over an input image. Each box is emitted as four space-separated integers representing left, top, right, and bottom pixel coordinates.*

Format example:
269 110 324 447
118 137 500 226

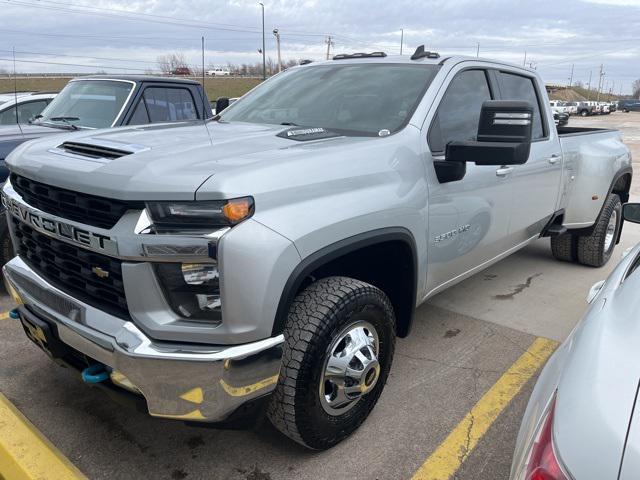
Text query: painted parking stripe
0 311 9 321
0 393 86 479
411 337 558 480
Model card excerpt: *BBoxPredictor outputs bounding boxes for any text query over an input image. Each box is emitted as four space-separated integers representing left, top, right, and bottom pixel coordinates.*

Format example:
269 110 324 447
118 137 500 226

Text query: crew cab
2 49 631 450
0 75 212 269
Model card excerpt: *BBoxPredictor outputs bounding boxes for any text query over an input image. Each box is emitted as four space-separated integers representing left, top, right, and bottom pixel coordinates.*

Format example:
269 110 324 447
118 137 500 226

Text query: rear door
496 70 563 244
424 66 513 296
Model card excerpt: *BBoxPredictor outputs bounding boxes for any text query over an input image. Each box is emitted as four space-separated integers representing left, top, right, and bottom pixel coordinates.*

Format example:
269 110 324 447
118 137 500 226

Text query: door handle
548 154 561 165
496 166 514 177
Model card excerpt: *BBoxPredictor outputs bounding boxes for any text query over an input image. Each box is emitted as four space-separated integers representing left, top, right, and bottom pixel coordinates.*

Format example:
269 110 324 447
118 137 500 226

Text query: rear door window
139 87 198 123
498 72 546 139
428 69 493 153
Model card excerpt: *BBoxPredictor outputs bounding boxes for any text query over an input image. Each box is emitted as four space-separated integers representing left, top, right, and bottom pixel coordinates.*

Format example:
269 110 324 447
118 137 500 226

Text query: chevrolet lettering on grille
2 194 119 256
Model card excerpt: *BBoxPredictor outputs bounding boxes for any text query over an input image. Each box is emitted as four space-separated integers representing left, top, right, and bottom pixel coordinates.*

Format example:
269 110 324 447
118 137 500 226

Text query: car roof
70 75 201 86
0 92 57 104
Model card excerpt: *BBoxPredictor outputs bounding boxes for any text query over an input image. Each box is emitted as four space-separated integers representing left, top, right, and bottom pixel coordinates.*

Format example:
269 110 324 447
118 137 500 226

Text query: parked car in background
0 75 212 269
600 102 611 114
619 99 640 112
2 51 631 450
564 101 578 115
576 101 594 116
0 92 57 125
206 68 231 76
171 67 192 76
549 100 569 115
553 111 569 126
609 101 617 113
510 203 640 480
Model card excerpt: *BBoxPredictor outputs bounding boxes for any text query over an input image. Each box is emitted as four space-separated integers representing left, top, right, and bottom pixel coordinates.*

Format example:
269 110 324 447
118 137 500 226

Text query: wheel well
612 172 631 204
272 232 417 338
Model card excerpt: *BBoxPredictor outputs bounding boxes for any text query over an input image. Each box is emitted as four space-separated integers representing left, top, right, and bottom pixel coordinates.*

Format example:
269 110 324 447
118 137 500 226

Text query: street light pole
273 28 282 72
259 2 266 80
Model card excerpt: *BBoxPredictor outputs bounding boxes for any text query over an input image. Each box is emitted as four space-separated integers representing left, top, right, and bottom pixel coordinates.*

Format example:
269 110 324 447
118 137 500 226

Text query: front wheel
580 110 589 117
576 193 622 267
267 276 396 450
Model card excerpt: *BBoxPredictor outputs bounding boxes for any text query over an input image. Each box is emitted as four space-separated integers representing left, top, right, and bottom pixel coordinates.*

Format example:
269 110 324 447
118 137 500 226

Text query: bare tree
157 52 189 74
633 78 640 99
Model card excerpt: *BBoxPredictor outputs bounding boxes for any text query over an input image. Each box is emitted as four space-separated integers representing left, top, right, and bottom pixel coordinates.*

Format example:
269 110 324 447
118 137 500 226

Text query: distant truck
206 68 231 76
0 75 212 267
2 50 631 450
171 67 192 76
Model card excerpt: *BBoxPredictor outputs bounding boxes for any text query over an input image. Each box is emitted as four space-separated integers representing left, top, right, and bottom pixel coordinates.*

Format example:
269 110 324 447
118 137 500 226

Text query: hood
5 120 368 201
0 123 65 161
553 248 640 479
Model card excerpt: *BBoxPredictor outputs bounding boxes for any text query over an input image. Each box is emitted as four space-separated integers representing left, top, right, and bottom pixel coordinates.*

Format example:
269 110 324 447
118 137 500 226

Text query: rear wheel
580 109 589 117
550 233 576 262
576 194 622 267
267 276 396 450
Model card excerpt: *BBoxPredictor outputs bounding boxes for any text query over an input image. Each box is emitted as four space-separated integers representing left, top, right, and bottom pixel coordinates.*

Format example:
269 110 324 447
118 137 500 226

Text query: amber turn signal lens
222 198 252 223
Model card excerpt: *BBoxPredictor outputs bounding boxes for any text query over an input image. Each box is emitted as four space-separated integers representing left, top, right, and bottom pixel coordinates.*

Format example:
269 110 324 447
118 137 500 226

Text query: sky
1 0 639 93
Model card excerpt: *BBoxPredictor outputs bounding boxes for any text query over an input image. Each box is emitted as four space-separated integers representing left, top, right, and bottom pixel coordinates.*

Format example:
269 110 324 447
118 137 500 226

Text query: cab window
428 69 493 153
498 72 545 139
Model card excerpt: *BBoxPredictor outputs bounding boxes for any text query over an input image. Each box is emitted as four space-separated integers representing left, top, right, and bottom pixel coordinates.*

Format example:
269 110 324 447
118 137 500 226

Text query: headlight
155 263 221 324
146 197 254 231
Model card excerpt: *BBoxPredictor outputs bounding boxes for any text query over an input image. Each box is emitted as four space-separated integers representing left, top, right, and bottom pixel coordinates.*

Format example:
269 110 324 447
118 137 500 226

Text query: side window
428 70 492 153
18 100 49 123
142 87 198 123
128 99 150 125
498 72 545 139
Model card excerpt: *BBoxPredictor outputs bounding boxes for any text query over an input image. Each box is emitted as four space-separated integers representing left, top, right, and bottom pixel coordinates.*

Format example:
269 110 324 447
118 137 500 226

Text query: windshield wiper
280 122 298 126
48 116 79 130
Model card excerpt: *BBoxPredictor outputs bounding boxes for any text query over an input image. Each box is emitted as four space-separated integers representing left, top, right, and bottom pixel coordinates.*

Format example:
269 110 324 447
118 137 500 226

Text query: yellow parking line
0 311 9 321
411 337 558 480
0 393 86 480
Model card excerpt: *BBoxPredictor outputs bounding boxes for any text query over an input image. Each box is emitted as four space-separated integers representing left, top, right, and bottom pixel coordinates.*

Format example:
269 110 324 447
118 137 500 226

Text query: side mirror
622 203 640 224
446 100 534 167
215 97 230 114
587 280 605 304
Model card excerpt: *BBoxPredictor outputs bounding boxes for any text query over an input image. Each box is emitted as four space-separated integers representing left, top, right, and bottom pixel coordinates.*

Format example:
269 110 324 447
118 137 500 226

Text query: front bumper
4 256 284 422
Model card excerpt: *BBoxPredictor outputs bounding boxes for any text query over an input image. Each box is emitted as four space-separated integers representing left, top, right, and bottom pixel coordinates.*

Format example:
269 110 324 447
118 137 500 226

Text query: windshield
35 80 134 129
221 63 440 135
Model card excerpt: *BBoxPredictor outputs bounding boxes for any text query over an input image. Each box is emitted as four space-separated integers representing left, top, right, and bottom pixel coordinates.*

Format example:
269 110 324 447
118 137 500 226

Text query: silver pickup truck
1 48 632 450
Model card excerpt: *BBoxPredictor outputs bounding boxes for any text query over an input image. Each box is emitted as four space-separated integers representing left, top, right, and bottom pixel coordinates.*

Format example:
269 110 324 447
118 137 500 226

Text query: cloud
0 0 638 92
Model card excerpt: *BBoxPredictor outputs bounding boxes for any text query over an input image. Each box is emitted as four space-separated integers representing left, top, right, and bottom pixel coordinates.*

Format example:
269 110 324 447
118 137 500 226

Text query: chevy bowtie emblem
92 266 109 278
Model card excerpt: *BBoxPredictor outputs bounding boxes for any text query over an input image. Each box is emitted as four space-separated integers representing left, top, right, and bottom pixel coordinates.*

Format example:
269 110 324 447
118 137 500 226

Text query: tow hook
81 364 111 384
9 309 20 320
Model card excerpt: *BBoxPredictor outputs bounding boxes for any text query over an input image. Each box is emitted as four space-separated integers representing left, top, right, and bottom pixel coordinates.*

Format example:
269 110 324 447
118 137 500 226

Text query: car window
141 87 198 123
0 100 49 125
498 72 545 139
428 69 492 153
128 98 151 125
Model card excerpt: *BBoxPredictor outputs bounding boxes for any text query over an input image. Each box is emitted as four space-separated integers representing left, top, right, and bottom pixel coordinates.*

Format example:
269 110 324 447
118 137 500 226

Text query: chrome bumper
3 256 284 422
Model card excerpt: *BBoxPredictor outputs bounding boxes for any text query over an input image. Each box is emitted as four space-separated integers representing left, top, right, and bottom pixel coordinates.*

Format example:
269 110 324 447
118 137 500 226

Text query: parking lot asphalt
1 111 639 480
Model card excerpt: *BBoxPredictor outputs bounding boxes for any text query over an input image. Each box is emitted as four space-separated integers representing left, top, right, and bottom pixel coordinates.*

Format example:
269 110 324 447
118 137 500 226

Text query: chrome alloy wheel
319 320 380 416
604 209 618 253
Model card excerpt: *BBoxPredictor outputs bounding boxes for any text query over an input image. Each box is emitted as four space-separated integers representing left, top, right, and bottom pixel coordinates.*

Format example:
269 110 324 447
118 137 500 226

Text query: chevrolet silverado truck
1 48 632 450
0 75 213 270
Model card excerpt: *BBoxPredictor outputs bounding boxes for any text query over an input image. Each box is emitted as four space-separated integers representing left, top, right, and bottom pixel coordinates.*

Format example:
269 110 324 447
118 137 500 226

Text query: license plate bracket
19 308 70 359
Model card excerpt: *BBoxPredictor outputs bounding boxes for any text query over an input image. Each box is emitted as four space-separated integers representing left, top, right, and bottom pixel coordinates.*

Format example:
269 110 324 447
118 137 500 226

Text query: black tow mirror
446 100 534 167
215 97 230 114
623 203 640 224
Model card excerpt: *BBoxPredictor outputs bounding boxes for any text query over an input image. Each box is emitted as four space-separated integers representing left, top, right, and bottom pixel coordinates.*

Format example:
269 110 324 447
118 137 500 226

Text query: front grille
12 217 130 319
58 141 131 160
11 174 143 229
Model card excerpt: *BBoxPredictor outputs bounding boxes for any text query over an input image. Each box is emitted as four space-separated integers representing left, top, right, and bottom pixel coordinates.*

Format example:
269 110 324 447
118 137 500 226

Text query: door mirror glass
215 97 230 114
622 203 640 224
445 100 534 166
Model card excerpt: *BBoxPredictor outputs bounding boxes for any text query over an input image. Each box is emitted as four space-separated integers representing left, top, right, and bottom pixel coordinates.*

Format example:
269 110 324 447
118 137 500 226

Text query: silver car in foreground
511 203 640 479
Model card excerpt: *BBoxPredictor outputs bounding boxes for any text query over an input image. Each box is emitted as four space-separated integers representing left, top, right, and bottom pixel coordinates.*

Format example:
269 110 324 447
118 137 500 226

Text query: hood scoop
55 140 150 161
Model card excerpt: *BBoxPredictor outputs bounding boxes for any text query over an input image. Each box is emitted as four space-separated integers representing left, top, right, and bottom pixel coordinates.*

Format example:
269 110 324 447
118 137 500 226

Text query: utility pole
596 64 604 102
523 51 527 67
587 70 592 100
400 29 404 55
259 2 266 80
325 35 334 60
568 64 574 88
476 42 480 58
273 28 282 72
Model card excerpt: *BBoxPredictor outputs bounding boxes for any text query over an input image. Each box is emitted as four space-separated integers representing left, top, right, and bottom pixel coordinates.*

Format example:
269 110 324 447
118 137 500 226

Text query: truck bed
557 126 615 137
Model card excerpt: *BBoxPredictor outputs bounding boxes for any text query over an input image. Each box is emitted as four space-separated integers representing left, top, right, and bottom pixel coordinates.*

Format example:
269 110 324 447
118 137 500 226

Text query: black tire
550 233 576 262
577 194 622 267
0 231 13 292
267 276 396 450
580 110 589 117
